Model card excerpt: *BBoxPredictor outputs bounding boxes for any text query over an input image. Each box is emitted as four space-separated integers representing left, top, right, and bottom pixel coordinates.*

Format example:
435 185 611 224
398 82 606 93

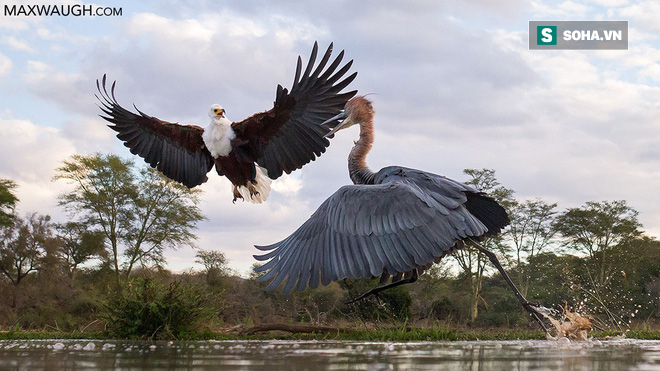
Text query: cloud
620 1 660 33
0 116 77 216
3 36 36 54
24 60 95 115
54 9 329 128
2 0 660 273
529 0 591 17
271 173 303 196
60 118 117 155
584 0 629 6
126 13 217 42
0 116 75 181
0 53 11 76
640 62 660 82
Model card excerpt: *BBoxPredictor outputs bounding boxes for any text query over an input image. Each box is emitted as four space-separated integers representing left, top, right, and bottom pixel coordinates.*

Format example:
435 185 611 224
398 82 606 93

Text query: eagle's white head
209 104 226 119
203 103 236 157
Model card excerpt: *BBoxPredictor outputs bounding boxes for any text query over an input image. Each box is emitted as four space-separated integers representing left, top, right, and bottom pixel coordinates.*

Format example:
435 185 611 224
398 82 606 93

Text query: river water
1 338 659 370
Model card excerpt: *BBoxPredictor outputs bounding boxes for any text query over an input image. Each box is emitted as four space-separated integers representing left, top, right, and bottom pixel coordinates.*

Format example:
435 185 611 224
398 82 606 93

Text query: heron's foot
522 301 542 315
520 301 556 334
522 301 542 309
524 301 561 318
522 301 554 314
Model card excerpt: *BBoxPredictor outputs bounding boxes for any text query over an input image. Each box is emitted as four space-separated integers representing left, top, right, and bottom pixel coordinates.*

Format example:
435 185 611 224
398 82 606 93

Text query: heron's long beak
321 111 350 138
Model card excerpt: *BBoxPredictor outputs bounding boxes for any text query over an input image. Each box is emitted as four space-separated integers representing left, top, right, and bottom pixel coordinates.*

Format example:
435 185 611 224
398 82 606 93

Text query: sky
0 0 658 276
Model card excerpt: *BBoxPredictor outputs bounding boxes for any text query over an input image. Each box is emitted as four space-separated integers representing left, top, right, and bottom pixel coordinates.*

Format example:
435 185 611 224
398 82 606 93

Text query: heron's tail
464 192 510 235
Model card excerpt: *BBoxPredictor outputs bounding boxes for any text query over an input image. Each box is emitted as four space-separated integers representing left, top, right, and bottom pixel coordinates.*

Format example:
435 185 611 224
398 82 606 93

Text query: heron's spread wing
232 42 357 179
376 166 510 235
253 175 492 294
96 75 214 188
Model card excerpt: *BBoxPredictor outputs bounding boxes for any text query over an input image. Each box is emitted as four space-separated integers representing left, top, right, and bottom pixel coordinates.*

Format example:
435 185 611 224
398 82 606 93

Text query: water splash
538 302 593 341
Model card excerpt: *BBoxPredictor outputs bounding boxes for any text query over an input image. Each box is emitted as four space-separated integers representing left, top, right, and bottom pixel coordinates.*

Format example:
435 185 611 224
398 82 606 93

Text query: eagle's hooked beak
321 110 350 138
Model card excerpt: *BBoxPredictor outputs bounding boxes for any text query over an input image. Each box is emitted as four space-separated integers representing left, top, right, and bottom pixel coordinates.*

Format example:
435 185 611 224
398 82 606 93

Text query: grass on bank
2 327 659 341
3 277 658 342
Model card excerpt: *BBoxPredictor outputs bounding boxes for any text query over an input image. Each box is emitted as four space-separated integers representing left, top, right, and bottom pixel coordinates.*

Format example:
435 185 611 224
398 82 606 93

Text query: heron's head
322 96 374 137
209 104 226 119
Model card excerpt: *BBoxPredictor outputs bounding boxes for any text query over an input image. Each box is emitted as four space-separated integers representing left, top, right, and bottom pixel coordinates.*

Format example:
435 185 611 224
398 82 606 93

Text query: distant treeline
0 154 658 338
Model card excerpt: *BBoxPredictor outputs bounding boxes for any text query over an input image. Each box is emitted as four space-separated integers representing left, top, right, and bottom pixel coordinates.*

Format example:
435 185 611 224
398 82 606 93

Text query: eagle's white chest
202 117 236 158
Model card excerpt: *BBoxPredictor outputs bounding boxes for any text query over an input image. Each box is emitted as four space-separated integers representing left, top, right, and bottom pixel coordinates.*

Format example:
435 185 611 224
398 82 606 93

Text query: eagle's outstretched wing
232 42 358 179
96 75 214 188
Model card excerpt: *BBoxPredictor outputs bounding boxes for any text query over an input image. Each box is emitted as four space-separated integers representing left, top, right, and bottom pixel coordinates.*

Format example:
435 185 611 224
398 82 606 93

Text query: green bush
103 278 216 339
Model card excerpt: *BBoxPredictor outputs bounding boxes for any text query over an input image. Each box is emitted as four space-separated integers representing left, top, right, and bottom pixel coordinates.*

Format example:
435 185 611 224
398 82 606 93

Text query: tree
195 249 231 285
55 221 106 278
0 213 58 286
554 200 642 288
123 167 205 274
407 261 457 322
54 154 134 287
452 168 513 322
54 154 205 288
508 198 558 297
0 179 19 227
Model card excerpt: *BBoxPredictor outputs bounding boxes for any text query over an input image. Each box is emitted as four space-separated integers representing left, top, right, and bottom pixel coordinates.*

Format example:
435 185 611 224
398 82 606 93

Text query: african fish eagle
96 42 357 203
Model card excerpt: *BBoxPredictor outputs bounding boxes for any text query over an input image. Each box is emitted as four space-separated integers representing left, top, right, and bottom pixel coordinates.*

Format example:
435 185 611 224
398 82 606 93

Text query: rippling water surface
1 338 659 370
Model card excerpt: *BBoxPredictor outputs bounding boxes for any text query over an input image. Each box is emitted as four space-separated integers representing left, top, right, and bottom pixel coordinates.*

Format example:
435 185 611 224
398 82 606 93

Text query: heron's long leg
467 238 549 333
347 269 418 304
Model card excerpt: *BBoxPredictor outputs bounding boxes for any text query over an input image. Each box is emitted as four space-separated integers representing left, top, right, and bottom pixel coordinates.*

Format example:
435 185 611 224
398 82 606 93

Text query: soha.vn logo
537 26 558 45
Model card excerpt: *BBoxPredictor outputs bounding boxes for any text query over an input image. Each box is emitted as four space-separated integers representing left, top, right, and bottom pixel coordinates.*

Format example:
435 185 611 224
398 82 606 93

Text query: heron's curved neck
348 120 376 185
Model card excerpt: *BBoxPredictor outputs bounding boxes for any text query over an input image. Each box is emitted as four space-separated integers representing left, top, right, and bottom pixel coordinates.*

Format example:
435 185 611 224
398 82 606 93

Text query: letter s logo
541 28 553 43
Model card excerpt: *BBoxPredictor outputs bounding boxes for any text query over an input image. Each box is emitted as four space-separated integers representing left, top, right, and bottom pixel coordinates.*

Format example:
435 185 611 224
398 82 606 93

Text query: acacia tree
0 213 58 287
55 154 133 287
554 200 642 288
55 221 106 278
452 168 513 322
123 167 205 274
507 198 557 297
0 179 19 227
196 249 231 286
54 154 205 288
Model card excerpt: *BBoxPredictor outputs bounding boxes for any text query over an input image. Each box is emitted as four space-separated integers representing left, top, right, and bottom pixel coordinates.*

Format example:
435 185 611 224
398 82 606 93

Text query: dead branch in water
236 323 351 335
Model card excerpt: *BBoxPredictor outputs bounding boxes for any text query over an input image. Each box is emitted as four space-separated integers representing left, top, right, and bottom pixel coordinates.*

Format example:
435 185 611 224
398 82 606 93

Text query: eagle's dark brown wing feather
232 42 358 179
96 75 214 188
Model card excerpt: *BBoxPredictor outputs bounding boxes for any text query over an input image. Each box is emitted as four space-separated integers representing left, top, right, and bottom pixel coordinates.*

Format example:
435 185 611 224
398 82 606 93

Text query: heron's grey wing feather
378 166 510 234
253 176 489 293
